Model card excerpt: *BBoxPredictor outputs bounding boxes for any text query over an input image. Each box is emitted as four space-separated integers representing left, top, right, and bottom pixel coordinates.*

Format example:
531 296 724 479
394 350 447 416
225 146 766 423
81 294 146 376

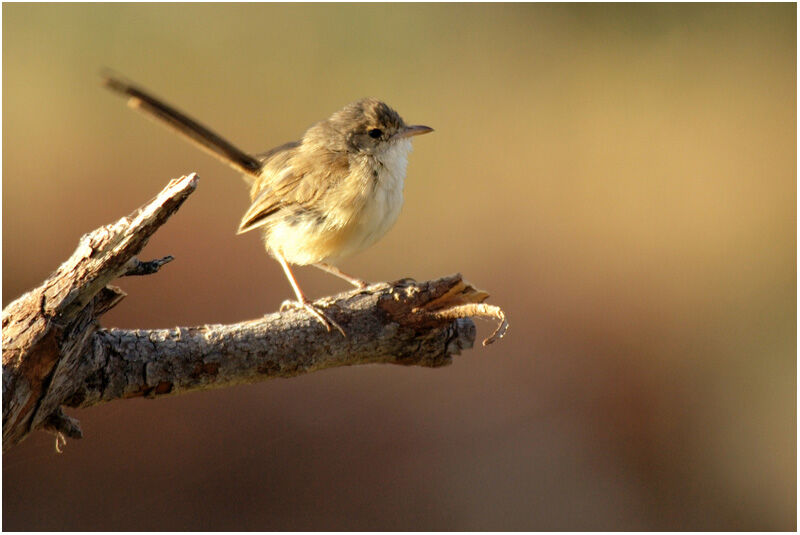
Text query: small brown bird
103 73 433 334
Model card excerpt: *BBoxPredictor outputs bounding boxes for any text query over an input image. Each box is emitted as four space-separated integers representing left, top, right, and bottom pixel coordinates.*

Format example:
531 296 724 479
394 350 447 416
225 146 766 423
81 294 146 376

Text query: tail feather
102 71 263 178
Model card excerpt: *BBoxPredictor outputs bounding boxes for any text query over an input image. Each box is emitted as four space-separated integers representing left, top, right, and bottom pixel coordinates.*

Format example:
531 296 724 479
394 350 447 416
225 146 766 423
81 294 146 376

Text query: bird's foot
350 278 369 290
280 299 346 337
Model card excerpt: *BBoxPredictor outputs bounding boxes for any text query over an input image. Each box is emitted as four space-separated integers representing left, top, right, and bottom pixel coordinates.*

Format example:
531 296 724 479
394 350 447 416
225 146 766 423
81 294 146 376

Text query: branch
64 275 501 409
2 174 507 452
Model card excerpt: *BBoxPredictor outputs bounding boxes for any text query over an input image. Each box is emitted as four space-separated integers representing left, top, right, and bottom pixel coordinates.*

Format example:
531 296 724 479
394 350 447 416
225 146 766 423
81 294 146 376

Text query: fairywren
103 74 432 334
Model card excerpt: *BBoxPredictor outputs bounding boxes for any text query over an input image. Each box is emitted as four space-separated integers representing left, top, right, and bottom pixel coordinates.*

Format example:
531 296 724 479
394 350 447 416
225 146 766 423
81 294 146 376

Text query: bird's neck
368 138 413 186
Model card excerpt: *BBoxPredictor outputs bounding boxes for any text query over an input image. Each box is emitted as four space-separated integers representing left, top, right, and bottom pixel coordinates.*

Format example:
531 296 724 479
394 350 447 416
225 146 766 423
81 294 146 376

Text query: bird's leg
312 262 369 289
274 253 346 337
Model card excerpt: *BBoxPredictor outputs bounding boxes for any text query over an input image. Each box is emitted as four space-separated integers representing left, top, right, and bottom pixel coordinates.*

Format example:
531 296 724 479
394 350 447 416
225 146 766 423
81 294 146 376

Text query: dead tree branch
2 174 507 452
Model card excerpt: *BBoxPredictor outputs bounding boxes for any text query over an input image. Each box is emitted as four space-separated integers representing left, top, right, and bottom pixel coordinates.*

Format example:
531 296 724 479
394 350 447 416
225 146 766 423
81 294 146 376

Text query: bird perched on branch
103 73 433 334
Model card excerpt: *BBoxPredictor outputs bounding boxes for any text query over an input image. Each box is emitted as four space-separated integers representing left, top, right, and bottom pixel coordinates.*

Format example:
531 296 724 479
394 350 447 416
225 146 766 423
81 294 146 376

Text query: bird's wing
237 146 350 234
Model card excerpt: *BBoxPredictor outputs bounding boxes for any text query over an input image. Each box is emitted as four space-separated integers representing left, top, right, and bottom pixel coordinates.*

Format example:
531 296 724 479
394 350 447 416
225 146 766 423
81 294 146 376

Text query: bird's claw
280 299 346 337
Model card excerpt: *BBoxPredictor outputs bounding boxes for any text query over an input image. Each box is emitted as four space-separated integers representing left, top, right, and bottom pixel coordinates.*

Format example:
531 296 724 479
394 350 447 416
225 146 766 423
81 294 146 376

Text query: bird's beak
395 124 434 139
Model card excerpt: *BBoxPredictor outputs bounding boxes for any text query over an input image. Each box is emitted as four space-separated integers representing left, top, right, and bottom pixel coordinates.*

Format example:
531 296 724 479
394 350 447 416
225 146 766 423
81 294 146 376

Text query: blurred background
2 3 795 530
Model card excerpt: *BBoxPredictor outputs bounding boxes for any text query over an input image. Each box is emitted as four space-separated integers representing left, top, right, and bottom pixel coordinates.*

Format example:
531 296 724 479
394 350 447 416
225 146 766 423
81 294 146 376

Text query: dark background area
3 3 795 530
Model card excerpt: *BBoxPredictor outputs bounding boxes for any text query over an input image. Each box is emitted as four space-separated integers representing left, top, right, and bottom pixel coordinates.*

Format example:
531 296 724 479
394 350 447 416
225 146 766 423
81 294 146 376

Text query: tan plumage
102 74 432 334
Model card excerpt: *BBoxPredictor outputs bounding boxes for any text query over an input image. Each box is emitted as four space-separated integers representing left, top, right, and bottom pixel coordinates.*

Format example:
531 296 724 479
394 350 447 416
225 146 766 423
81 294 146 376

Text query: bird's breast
266 139 412 265
351 155 406 248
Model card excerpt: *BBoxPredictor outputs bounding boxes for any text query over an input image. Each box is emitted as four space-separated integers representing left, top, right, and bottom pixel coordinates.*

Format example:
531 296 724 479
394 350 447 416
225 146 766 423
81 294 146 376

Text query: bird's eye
368 128 382 139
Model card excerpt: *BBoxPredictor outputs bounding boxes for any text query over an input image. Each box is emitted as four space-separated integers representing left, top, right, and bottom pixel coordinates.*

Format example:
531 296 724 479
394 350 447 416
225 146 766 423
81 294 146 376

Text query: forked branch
1 174 507 452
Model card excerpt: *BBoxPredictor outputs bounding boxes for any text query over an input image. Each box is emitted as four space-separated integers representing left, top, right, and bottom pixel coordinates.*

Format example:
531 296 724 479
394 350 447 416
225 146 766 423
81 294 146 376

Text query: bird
102 73 433 335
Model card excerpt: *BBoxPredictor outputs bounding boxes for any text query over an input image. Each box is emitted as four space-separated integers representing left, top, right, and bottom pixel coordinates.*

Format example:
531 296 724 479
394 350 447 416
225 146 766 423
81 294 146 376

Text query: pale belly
265 139 411 265
266 189 403 265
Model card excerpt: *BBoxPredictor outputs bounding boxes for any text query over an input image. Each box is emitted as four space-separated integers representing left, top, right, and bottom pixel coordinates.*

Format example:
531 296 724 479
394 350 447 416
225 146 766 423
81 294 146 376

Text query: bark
2 174 507 452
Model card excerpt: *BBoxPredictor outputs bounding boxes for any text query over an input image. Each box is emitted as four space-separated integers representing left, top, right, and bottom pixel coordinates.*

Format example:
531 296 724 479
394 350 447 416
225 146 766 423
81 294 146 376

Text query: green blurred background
2 3 795 530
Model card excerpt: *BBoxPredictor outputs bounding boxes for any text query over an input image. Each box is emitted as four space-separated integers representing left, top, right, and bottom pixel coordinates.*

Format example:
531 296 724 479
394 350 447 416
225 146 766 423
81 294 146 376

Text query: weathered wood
2 173 507 452
3 174 198 451
64 275 494 409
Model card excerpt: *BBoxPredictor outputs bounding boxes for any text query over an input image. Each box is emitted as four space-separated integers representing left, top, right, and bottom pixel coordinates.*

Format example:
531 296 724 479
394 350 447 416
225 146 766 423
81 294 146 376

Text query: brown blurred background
2 3 795 530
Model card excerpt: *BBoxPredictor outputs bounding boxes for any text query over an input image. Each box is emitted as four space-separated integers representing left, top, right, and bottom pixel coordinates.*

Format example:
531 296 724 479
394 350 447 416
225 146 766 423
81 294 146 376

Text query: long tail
102 71 263 178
